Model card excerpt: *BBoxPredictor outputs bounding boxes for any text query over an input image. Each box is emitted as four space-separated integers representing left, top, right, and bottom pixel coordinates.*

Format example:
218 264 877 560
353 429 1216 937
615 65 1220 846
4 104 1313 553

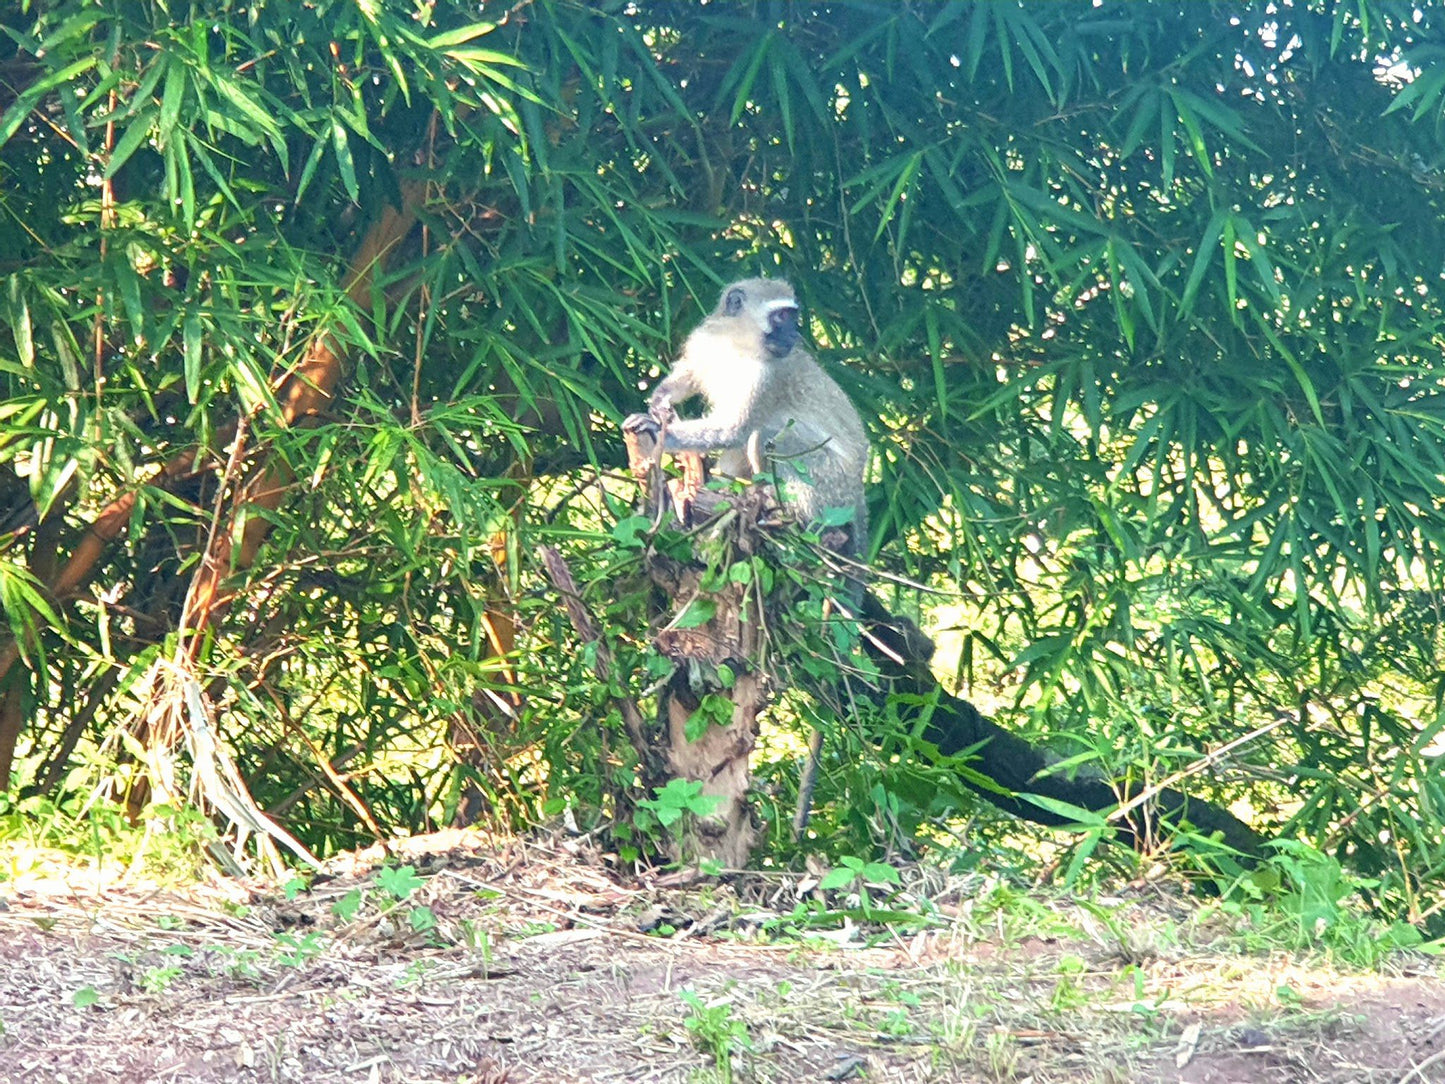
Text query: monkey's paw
646 397 677 426
622 412 659 437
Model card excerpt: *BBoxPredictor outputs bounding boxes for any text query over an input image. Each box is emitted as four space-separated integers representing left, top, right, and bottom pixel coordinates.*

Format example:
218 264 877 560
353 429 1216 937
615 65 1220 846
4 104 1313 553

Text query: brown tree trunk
612 430 776 867
452 470 530 826
178 186 423 642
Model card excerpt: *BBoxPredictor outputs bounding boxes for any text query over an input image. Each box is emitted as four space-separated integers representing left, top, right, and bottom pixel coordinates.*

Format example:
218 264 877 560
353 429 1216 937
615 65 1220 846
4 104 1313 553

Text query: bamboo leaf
924 304 946 421
0 56 99 149
871 150 922 243
725 32 773 126
1119 87 1159 158
1221 215 1238 313
1180 209 1226 316
331 119 359 202
427 21 502 49
103 112 155 179
158 58 187 146
183 311 203 404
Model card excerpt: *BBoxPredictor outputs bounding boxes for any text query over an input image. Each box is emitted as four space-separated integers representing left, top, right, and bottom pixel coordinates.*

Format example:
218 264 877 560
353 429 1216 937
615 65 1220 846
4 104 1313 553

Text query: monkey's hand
622 412 660 438
646 395 677 428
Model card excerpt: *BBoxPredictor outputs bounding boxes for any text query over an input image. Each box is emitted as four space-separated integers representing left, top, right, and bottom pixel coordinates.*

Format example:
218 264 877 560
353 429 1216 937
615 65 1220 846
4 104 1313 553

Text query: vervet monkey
624 278 868 554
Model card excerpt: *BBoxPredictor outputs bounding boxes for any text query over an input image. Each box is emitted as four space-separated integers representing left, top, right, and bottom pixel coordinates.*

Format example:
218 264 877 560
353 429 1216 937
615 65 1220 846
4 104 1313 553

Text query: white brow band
761 297 798 316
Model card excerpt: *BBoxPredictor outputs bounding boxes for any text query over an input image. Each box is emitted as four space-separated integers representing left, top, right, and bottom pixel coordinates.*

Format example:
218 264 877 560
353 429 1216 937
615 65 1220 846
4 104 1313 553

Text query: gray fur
643 278 868 552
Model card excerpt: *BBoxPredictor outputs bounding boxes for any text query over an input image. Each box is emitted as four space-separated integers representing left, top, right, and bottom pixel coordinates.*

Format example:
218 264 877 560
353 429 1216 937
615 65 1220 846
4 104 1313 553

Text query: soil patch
0 832 1442 1083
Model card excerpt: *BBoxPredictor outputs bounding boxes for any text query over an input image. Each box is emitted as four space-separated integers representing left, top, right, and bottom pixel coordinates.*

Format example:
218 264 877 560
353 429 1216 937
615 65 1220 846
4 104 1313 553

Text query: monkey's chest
697 356 769 435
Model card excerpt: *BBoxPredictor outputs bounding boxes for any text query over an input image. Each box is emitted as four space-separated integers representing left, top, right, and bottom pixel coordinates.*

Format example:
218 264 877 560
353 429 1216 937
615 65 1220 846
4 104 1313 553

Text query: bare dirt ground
1 831 1444 1083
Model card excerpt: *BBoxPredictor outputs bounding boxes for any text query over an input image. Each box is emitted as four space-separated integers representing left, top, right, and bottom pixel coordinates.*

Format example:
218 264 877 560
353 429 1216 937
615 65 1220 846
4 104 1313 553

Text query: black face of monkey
763 302 801 357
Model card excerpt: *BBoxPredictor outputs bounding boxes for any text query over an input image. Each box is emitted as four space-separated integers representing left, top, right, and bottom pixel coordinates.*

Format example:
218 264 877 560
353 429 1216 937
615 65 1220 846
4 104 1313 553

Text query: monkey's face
713 279 802 359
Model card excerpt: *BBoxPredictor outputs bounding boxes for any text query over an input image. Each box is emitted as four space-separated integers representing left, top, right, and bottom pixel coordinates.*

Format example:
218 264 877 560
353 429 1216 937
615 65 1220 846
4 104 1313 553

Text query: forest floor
1 830 1443 1084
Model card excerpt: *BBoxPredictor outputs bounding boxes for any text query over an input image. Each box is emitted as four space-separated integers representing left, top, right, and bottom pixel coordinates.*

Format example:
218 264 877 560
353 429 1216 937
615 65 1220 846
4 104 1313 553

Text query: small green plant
819 855 902 915
273 931 326 967
881 981 922 1010
683 694 735 742
679 987 752 1082
374 864 425 901
1120 964 1166 1021
984 1028 1019 1082
140 965 182 994
636 779 723 831
408 905 437 934
879 1007 914 1036
1218 840 1429 965
458 919 493 964
212 944 263 983
72 986 99 1008
1049 953 1090 1011
332 887 364 921
510 921 559 939
398 958 437 987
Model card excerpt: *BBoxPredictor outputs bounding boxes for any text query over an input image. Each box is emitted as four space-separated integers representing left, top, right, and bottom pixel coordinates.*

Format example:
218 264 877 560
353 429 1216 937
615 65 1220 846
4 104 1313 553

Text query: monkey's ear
724 287 745 316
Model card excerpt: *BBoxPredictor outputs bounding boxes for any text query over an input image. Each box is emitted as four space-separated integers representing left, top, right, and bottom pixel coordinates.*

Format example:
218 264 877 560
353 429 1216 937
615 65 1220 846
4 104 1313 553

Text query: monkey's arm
657 415 752 453
628 362 752 452
623 365 701 439
649 366 701 414
623 408 753 455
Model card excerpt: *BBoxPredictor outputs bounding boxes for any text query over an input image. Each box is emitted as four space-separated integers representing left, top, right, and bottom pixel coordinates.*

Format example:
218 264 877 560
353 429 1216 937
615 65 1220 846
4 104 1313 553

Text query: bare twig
791 727 826 839
1104 715 1288 829
537 545 653 774
1396 1044 1445 1084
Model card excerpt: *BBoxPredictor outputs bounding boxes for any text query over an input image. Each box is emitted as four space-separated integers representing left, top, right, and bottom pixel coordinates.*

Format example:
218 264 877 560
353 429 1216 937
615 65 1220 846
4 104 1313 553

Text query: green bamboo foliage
4 0 1445 917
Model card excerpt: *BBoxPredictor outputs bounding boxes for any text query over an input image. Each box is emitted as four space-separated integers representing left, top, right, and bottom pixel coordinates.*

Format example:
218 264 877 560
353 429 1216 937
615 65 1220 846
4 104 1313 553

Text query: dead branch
536 545 656 780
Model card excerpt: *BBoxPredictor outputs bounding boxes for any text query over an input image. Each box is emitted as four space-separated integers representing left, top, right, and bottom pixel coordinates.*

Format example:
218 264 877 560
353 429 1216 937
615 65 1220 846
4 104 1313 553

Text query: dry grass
0 830 1442 1083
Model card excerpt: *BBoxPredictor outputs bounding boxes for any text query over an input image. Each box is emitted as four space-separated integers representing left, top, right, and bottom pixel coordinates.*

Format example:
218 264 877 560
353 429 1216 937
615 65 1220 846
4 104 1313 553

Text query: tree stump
621 427 779 867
